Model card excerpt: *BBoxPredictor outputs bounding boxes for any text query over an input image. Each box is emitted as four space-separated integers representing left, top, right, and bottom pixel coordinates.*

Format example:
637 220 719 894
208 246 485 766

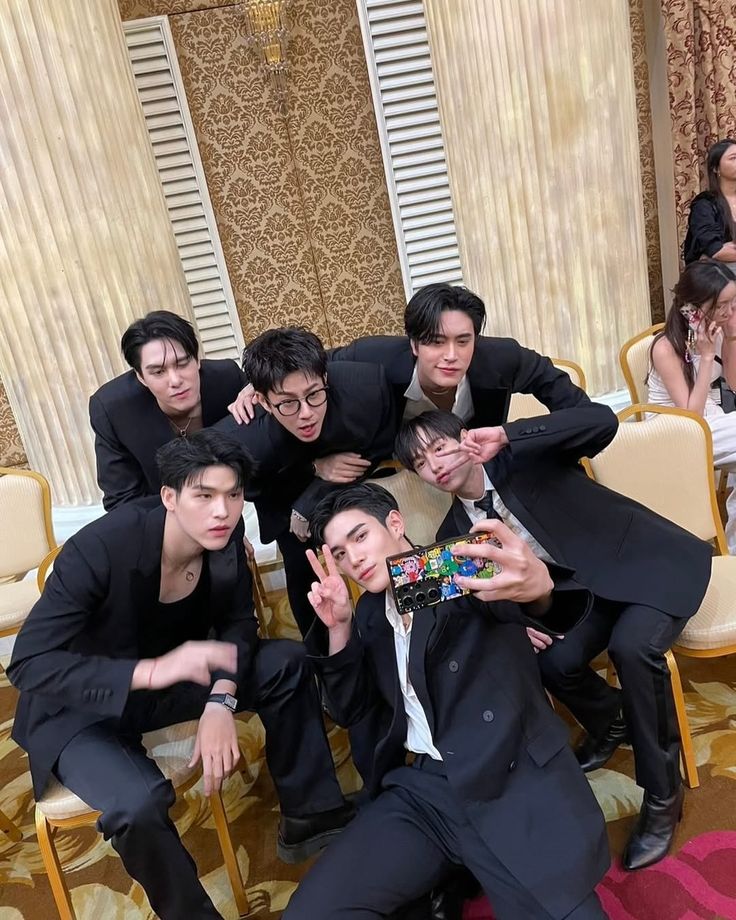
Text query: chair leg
209 789 249 917
665 650 699 790
35 809 76 920
0 807 22 842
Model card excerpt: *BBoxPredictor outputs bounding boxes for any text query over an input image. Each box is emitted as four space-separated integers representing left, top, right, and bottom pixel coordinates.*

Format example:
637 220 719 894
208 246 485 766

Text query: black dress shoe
623 785 684 870
575 714 629 772
277 800 356 864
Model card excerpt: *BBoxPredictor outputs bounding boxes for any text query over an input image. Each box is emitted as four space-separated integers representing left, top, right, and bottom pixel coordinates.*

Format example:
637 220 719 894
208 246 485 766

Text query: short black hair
241 327 327 395
310 482 399 546
121 311 199 373
156 429 254 494
404 283 486 343
394 410 465 470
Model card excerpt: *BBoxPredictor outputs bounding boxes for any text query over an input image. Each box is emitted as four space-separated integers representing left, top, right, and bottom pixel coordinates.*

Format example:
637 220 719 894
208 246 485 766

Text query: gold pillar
423 0 651 395
0 0 193 504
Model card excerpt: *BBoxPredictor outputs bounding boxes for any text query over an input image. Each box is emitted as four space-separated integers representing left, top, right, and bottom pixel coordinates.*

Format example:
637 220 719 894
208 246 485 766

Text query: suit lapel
408 605 437 732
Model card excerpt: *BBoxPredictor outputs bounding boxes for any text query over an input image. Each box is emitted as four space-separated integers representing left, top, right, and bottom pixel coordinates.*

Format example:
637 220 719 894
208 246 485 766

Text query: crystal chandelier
242 0 293 103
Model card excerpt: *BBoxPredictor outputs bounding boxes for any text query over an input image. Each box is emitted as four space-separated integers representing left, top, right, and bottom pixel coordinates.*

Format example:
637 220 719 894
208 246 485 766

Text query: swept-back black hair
156 429 254 494
310 482 399 546
121 310 199 373
394 410 465 471
404 283 487 344
241 326 327 394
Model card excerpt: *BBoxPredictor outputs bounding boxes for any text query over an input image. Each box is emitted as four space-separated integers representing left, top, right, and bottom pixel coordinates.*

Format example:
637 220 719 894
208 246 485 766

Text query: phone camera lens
415 592 426 605
427 587 439 600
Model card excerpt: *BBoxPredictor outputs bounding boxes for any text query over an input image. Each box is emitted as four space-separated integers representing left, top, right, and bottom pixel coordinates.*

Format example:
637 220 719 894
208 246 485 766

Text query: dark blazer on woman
311 581 609 920
329 334 594 433
683 191 733 263
435 405 713 619
8 499 256 797
89 358 246 509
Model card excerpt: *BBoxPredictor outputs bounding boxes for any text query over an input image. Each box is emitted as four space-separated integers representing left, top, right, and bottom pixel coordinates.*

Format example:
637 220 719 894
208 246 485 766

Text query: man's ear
459 429 469 442
260 394 273 416
409 338 419 358
135 370 148 390
386 509 405 540
160 485 177 512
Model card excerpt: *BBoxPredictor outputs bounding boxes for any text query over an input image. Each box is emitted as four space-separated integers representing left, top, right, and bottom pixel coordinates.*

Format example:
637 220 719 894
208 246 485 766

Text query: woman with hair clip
648 259 736 552
683 138 736 269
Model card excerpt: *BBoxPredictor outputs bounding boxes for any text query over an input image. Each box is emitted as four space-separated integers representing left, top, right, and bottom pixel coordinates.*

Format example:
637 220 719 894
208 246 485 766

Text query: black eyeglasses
270 386 329 417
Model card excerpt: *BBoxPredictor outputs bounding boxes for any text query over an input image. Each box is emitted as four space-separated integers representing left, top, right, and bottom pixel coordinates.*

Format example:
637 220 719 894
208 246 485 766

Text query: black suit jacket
89 359 246 510
436 406 713 619
215 361 396 544
329 334 594 433
8 499 257 797
311 584 609 919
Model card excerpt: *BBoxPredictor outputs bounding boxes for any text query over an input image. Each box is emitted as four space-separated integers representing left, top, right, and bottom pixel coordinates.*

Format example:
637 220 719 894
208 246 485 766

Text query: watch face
224 693 237 711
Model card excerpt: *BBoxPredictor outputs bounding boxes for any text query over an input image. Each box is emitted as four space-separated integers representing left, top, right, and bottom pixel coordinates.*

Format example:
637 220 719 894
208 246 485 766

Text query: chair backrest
619 323 665 405
0 468 56 581
586 404 727 553
366 468 452 547
37 545 63 591
506 358 587 423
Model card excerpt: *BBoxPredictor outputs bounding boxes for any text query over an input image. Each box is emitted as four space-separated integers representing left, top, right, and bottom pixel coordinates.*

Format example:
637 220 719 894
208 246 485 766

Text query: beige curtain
423 0 652 395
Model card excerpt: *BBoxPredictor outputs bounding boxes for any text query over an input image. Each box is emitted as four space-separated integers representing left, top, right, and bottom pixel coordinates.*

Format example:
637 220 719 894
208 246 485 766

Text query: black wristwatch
207 693 237 712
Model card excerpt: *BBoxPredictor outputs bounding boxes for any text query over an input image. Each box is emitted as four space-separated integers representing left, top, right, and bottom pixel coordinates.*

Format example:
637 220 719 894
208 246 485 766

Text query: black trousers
276 529 328 651
54 639 344 920
537 598 685 797
282 760 606 920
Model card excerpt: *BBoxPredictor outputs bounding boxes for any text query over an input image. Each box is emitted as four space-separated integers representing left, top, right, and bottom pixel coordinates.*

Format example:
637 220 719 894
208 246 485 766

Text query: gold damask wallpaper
0 374 26 468
660 0 736 253
118 0 406 347
628 0 665 322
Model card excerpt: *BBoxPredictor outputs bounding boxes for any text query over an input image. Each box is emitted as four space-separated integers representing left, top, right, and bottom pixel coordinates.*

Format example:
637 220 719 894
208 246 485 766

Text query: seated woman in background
683 138 736 270
649 259 736 552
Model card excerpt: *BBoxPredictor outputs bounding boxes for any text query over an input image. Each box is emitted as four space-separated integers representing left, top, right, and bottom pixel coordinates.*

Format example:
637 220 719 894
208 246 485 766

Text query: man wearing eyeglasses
214 326 396 643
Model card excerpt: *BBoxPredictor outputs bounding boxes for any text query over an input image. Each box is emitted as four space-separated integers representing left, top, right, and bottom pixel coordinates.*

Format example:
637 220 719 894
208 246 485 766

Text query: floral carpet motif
1 593 735 919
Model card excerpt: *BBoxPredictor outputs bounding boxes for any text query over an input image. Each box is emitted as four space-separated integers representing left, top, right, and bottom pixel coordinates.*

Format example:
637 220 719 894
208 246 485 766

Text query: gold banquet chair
33 548 250 920
587 404 736 790
506 358 587 423
0 467 57 842
619 323 665 407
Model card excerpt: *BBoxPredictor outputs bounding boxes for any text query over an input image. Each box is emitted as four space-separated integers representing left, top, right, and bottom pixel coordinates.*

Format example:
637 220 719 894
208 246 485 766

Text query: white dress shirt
459 469 556 565
384 592 443 761
402 365 474 423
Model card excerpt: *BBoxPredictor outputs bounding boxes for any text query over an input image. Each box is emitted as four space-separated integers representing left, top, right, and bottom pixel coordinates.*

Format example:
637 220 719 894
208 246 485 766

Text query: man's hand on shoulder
189 703 240 796
228 383 259 424
313 452 371 483
451 519 553 608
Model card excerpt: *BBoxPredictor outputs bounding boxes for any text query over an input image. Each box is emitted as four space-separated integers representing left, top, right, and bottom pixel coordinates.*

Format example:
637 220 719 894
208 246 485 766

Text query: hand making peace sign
305 545 353 629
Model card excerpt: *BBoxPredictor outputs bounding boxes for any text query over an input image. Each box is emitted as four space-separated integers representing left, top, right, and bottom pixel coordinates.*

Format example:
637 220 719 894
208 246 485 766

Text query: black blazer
683 191 732 264
329 334 595 434
435 406 713 619
215 361 396 544
8 500 257 797
311 584 609 919
89 359 246 510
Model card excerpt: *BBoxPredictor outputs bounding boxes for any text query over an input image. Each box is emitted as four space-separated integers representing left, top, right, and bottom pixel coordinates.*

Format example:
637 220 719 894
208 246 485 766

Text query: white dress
648 344 736 554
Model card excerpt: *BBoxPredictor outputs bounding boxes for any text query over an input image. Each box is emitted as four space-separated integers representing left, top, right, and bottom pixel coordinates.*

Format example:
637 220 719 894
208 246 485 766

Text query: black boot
622 785 684 870
575 713 629 772
277 800 356 863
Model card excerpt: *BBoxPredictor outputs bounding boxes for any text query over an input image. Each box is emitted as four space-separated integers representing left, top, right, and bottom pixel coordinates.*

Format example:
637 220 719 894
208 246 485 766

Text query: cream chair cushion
587 413 718 543
0 472 52 579
0 579 40 631
37 720 200 821
677 557 736 650
367 470 452 546
507 360 585 423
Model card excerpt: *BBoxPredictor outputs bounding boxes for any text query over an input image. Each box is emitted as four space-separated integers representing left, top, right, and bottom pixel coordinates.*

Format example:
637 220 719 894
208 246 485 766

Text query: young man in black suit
214 327 396 641
395 410 714 870
89 310 247 509
8 431 352 920
234 284 596 433
282 483 609 920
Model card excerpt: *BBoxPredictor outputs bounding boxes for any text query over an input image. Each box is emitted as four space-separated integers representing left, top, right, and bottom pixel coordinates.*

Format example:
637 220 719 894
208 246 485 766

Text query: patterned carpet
2 592 736 920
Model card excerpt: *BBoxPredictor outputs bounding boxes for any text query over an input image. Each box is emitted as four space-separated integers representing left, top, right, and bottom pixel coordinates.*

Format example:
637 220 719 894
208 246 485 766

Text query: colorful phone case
386 532 501 614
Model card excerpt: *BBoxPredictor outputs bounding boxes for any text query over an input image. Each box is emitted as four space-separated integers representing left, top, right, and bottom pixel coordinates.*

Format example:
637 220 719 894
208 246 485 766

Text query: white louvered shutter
356 0 463 298
123 17 243 360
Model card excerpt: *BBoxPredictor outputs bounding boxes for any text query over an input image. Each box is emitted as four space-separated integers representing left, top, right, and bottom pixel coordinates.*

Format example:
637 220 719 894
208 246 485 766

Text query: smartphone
386 532 501 614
